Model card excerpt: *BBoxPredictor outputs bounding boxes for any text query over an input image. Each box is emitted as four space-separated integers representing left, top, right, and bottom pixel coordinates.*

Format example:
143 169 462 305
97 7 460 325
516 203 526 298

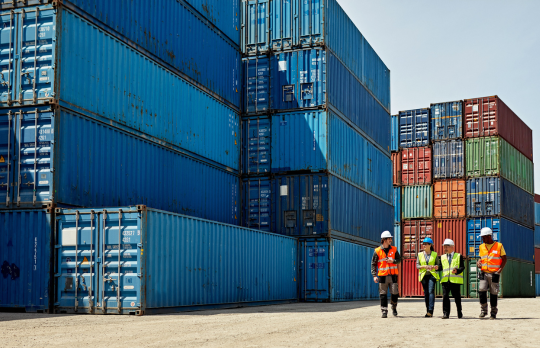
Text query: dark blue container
394 187 401 224
399 108 430 148
299 238 379 302
431 101 463 141
535 202 540 226
466 177 534 229
433 140 465 179
243 57 271 114
242 176 272 232
467 218 534 262
391 115 399 152
242 116 271 175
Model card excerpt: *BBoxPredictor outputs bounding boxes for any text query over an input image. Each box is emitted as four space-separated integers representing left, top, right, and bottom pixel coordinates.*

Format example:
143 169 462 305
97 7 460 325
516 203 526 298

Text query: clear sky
337 0 540 193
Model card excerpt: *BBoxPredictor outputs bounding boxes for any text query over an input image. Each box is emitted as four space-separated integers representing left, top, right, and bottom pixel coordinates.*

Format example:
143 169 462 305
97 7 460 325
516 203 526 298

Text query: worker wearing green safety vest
417 237 441 317
440 239 464 319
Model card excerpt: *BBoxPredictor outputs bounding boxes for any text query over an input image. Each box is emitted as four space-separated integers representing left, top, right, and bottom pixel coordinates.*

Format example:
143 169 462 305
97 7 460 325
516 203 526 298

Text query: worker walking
372 231 401 318
417 237 441 317
477 227 507 319
440 239 464 319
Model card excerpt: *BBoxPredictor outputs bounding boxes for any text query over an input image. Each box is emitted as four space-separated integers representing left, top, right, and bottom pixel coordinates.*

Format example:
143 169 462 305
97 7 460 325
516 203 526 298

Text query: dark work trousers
420 274 436 314
378 275 399 313
441 282 462 316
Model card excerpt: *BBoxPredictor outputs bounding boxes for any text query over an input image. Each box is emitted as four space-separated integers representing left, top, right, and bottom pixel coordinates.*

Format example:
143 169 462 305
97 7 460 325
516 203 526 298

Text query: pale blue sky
338 0 539 193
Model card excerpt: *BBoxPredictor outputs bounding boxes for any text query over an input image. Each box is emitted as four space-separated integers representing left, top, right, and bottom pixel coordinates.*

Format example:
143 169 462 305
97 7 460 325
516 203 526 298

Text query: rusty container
433 219 467 256
400 259 424 297
402 147 432 185
402 220 434 259
434 180 466 219
392 152 402 186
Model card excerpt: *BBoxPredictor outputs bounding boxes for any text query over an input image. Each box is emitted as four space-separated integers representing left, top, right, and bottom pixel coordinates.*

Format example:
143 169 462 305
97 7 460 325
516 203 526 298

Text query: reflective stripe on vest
418 251 440 282
479 243 503 273
376 246 399 276
440 253 463 284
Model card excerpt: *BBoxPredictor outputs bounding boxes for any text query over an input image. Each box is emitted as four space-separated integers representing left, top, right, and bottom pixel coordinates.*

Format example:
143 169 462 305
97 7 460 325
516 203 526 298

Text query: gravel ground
1 298 539 347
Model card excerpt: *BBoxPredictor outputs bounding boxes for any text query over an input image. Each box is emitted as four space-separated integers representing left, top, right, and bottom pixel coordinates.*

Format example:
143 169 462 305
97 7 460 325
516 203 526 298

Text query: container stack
391 115 401 254
535 195 540 296
241 0 392 302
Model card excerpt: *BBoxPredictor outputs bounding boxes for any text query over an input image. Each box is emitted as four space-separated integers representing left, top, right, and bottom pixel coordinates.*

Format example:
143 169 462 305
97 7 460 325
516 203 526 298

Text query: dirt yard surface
1 298 539 347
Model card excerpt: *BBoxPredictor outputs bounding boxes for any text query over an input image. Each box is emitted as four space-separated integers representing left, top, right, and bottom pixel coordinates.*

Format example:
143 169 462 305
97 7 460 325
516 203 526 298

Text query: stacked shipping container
535 195 540 296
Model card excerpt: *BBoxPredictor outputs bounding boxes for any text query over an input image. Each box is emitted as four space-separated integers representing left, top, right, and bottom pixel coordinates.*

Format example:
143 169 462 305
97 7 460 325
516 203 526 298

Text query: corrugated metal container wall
242 116 271 175
402 220 434 259
394 188 401 223
536 202 540 226
0 209 52 312
299 238 379 302
402 186 433 220
392 153 402 186
536 274 540 296
391 115 399 152
2 106 239 224
466 177 534 229
536 195 540 204
400 259 423 297
183 0 240 45
432 219 467 256
243 56 270 114
466 218 535 263
435 260 468 298
401 147 432 185
536 226 540 249
0 6 240 170
469 259 535 298
535 248 540 274
434 180 466 219
394 224 401 254
464 96 533 161
399 109 430 148
242 177 272 233
466 137 534 195
271 174 393 245
55 207 298 315
433 140 464 179
431 101 463 141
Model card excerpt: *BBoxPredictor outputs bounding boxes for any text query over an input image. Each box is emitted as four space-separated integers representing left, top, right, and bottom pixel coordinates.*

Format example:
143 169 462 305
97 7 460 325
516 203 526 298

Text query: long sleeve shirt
416 252 442 272
371 246 402 277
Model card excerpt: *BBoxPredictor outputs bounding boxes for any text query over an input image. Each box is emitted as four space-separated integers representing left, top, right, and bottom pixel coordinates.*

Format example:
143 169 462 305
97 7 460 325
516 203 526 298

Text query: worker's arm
453 255 465 275
434 256 442 271
498 255 507 274
393 250 402 265
371 251 379 277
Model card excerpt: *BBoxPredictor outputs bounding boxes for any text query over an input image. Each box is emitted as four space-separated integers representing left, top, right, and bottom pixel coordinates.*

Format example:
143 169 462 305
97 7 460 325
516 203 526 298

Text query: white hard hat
381 231 393 239
480 227 493 236
443 239 455 246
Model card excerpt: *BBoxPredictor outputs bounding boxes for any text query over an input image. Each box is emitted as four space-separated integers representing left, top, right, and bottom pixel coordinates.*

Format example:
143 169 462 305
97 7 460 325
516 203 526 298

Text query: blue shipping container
242 176 272 233
433 140 465 179
0 209 52 312
55 206 298 315
466 177 534 229
242 49 390 152
394 187 401 223
399 109 430 148
183 0 240 45
241 0 391 113
431 101 463 141
394 224 401 255
537 274 540 297
0 5 240 169
467 218 534 262
242 116 271 175
535 225 540 248
391 115 399 152
535 202 540 226
0 105 239 224
299 238 379 302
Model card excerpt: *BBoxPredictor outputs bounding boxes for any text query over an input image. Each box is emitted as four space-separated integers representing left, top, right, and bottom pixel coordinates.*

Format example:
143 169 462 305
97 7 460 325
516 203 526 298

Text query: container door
300 239 329 301
13 106 54 207
298 0 323 47
450 140 464 178
56 210 99 313
242 177 272 232
0 10 18 105
97 209 142 314
244 57 270 114
243 0 270 55
270 0 294 51
0 109 15 205
243 117 271 174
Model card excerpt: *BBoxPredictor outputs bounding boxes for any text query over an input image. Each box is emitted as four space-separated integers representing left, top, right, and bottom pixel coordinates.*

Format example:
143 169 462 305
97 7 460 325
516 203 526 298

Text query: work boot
391 302 398 317
479 312 487 318
441 313 449 319
490 315 496 320
458 311 463 319
479 303 488 318
381 312 388 318
425 312 433 318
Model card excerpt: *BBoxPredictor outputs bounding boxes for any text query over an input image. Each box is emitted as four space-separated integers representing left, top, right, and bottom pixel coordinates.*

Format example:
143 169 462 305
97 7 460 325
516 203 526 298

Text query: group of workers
371 227 506 319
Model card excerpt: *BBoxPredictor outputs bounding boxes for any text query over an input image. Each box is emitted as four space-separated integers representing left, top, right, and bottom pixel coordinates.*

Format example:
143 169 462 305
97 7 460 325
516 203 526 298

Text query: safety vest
375 246 399 276
479 242 503 273
440 253 463 284
418 251 440 282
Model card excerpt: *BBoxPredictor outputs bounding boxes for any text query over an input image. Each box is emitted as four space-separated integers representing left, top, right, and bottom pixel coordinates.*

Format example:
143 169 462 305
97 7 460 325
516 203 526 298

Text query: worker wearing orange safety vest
476 227 507 320
371 231 401 318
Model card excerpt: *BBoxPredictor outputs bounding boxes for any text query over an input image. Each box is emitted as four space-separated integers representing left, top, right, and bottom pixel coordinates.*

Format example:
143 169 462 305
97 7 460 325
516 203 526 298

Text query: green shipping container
469 259 535 298
435 259 469 298
466 136 534 195
402 185 433 220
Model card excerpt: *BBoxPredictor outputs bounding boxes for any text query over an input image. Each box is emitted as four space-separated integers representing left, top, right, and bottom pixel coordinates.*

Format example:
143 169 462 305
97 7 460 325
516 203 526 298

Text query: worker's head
480 227 494 244
422 237 434 253
443 239 455 254
381 231 393 247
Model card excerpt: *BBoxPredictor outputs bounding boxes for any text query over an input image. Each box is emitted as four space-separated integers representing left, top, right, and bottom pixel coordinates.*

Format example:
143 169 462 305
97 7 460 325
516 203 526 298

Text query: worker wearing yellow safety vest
417 237 441 317
371 231 401 318
440 239 464 319
476 227 507 320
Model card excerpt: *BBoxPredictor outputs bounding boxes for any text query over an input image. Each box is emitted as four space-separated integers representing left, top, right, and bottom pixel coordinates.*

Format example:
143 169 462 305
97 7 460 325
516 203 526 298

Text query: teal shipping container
394 187 401 223
394 224 401 254
55 206 298 315
402 185 433 220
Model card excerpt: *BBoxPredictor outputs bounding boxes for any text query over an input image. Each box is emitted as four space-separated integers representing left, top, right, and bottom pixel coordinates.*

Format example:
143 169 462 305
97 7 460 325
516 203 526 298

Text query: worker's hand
434 265 439 271
452 269 457 274
496 269 503 274
373 276 379 284
476 259 482 268
387 258 394 264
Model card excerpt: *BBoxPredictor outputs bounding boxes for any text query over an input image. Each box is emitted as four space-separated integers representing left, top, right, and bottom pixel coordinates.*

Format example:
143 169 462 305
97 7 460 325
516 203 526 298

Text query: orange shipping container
402 220 434 259
433 219 467 256
434 180 466 218
392 152 402 186
402 147 432 185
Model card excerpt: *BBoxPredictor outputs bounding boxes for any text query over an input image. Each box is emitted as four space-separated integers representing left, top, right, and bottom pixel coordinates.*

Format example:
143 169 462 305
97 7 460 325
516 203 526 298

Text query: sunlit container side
469 259 535 298
464 96 533 161
536 225 540 249
242 57 270 114
182 0 240 45
394 224 401 254
55 206 298 315
271 174 393 245
299 238 379 302
433 219 467 256
435 259 468 298
0 209 53 312
401 147 432 185
400 259 423 297
0 106 239 224
391 115 399 152
431 101 463 141
242 116 271 175
394 187 401 224
392 153 402 186
241 0 391 113
402 220 433 259
466 177 534 229
242 176 272 233
0 6 240 170
466 218 534 263
536 274 540 296
465 137 534 195
434 180 466 219
402 186 433 220
399 109 430 148
433 140 464 179
270 110 392 203
536 202 540 227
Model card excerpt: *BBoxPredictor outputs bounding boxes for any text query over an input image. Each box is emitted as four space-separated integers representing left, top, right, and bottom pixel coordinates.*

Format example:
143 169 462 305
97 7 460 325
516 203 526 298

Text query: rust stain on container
392 152 401 186
402 220 434 259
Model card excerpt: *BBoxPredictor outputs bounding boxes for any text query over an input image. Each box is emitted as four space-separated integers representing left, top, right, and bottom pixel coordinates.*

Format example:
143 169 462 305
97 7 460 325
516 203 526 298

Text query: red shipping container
536 248 540 274
392 152 402 186
402 147 432 185
433 219 467 256
434 180 466 218
402 220 434 259
464 96 533 161
535 195 540 204
400 259 424 297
